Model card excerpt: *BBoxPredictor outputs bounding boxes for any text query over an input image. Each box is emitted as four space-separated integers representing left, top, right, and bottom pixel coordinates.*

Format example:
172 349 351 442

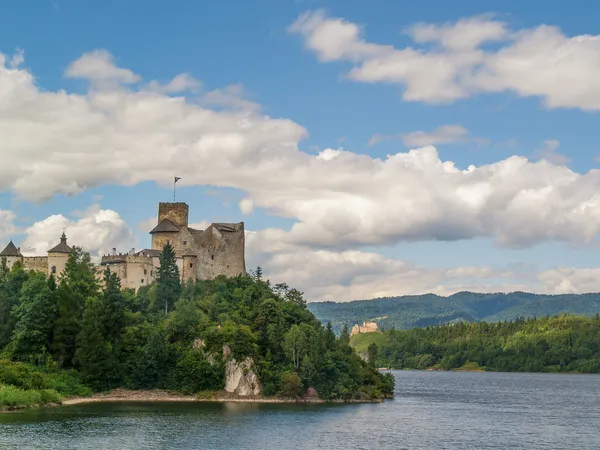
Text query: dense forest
0 244 393 409
309 291 600 333
351 314 600 373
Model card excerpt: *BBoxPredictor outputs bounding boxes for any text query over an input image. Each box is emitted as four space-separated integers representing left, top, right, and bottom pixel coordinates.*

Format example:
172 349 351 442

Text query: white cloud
145 73 201 94
0 210 18 242
20 204 134 259
200 84 261 112
3 49 600 253
289 11 600 109
402 125 469 147
65 50 141 85
369 125 477 147
246 227 600 301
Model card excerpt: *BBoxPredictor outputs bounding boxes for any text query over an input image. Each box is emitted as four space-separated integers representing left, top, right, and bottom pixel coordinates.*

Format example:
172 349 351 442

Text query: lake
1 370 599 449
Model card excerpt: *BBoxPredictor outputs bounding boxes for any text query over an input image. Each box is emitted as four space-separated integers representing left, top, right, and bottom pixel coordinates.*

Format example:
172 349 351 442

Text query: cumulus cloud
369 125 477 147
20 204 134 259
246 227 600 301
65 50 140 84
145 73 201 94
2 49 600 253
289 11 600 109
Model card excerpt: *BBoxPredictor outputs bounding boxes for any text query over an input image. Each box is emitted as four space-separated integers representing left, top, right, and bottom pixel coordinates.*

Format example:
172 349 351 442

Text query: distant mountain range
307 292 600 334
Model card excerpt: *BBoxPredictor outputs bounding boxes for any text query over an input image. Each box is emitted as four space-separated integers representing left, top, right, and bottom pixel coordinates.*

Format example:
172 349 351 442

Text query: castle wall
182 255 198 283
102 255 157 291
22 256 48 273
5 256 24 271
195 224 246 279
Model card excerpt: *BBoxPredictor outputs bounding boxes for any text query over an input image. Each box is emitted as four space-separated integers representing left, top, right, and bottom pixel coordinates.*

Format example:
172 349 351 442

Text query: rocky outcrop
225 357 261 396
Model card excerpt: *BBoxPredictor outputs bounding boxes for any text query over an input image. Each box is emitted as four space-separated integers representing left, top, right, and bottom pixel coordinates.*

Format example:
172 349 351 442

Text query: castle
350 321 379 337
0 202 246 290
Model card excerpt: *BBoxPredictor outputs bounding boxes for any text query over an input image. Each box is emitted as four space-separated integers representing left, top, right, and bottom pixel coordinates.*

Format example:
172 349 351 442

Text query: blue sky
1 0 600 300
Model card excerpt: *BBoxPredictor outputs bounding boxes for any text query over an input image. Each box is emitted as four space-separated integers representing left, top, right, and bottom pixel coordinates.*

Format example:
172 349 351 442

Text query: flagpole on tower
173 176 181 202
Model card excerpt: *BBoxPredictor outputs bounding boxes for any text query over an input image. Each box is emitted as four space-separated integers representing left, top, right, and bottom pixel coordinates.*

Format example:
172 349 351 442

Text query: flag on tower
175 176 181 183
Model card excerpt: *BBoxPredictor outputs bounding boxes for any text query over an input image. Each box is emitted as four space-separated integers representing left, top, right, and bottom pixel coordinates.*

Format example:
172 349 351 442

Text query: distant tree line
360 315 600 373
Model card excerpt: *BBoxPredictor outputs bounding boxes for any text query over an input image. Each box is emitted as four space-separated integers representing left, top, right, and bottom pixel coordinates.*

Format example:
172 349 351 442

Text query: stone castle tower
99 201 246 290
149 202 246 281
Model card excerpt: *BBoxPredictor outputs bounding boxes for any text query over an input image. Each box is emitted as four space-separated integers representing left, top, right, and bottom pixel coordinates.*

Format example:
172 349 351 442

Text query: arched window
51 266 56 274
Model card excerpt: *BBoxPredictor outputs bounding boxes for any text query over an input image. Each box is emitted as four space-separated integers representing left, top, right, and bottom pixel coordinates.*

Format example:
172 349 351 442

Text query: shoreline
13 388 384 410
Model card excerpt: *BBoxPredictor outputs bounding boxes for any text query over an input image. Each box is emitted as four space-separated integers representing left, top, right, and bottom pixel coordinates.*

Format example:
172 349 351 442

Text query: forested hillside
308 291 600 333
0 246 393 409
350 314 600 373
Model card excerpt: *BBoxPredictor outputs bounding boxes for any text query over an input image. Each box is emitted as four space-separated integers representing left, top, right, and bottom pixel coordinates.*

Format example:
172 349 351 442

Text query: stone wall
22 256 48 273
158 202 189 228
47 253 69 278
195 223 246 279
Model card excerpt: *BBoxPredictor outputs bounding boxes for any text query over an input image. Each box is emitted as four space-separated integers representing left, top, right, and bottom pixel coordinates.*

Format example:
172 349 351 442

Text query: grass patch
0 384 62 409
0 359 92 407
453 361 486 372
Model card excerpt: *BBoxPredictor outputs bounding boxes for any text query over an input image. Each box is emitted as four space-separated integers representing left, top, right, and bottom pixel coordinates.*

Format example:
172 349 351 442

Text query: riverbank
61 388 385 406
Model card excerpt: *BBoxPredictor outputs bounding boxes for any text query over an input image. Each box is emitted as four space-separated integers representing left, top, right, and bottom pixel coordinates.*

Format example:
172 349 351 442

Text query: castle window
51 266 56 274
144 269 147 275
183 240 187 246
211 255 214 260
150 270 153 276
189 263 193 268
141 279 144 284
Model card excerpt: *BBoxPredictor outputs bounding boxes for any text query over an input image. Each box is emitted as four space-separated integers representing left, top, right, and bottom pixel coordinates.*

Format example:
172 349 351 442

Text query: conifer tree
53 247 99 367
101 266 126 343
156 242 181 314
340 323 350 344
0 263 29 348
11 272 57 363
74 296 115 389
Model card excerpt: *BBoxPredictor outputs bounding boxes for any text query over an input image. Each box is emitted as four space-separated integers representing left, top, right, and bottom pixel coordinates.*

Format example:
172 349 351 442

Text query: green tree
74 296 115 389
53 248 99 367
156 242 181 314
339 324 350 344
101 266 126 344
0 263 29 348
367 343 379 368
10 272 57 363
283 324 309 369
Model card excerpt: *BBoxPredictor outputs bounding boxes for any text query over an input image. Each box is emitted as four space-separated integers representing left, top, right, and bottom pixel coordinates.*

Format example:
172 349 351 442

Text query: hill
307 291 600 333
349 314 600 374
0 246 394 409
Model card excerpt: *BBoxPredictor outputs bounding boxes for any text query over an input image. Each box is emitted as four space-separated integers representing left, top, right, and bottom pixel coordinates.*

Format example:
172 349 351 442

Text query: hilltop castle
0 202 246 290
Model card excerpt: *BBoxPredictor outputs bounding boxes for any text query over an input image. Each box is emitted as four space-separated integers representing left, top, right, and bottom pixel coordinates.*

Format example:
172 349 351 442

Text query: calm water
1 370 599 449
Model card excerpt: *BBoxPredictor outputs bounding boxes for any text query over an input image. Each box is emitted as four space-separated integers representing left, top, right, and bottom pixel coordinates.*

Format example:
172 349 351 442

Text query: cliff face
225 357 261 396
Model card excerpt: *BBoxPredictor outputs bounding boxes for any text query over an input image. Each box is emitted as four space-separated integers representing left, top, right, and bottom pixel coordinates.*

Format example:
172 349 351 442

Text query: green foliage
279 372 303 398
357 314 600 374
10 272 57 363
309 291 600 334
53 247 99 367
74 297 118 390
172 348 224 394
155 242 181 314
0 359 91 409
0 247 392 402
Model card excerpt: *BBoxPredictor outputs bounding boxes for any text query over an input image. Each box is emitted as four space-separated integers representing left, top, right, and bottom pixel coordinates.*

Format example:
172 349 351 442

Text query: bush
279 372 303 398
